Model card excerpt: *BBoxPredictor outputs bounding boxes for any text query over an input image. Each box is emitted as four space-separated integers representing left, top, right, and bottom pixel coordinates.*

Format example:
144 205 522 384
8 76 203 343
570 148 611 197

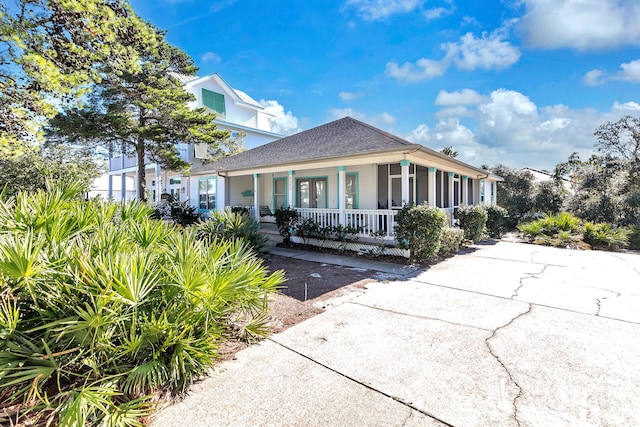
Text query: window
198 177 216 210
273 177 287 209
297 178 327 208
345 173 358 209
202 88 226 116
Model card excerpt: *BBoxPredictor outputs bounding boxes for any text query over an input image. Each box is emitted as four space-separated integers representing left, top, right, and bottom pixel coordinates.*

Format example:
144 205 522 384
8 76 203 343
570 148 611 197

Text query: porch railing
296 208 398 240
295 207 456 239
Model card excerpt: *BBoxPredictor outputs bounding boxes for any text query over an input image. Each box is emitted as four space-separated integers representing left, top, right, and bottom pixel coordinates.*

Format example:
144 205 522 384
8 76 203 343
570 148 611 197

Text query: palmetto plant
0 181 284 426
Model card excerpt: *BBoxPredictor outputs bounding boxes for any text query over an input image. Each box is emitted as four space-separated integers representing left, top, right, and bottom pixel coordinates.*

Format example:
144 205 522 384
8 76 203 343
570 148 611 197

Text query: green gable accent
400 160 410 167
428 167 437 172
202 88 226 116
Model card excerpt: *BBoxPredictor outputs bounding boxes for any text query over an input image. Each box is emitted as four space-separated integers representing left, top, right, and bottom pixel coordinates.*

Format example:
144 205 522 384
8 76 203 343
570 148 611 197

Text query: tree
489 164 535 225
1 0 155 155
46 24 230 200
440 146 459 158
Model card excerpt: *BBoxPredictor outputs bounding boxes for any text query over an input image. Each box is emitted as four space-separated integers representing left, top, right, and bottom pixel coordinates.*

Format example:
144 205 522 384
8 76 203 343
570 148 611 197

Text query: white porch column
462 175 468 205
107 175 113 200
447 172 454 208
253 173 260 221
491 181 497 205
215 175 226 212
287 170 295 208
338 166 346 225
121 173 127 201
400 160 410 205
155 165 162 203
427 167 436 207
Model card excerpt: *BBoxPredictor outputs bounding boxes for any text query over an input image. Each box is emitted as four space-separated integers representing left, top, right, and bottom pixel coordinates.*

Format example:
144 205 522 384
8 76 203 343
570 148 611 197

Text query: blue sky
130 0 640 171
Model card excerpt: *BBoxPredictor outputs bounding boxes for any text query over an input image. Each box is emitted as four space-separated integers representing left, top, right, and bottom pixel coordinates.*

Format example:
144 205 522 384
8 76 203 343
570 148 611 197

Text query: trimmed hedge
456 205 488 242
394 203 446 262
439 227 465 255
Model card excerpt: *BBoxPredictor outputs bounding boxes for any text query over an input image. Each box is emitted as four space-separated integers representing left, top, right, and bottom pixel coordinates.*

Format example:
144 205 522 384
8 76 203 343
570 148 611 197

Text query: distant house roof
193 117 498 179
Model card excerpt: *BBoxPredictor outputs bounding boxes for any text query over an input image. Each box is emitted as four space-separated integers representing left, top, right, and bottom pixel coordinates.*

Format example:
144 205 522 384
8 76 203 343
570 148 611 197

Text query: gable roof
169 72 265 111
193 117 497 179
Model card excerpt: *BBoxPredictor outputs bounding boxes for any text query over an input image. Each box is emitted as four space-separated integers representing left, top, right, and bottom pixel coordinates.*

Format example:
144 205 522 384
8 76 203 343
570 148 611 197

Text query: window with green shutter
202 88 226 117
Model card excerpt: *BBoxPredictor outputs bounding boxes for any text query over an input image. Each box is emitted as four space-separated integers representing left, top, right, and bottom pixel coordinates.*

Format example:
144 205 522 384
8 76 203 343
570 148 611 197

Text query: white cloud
583 69 606 86
444 23 521 71
385 58 449 82
211 0 238 12
424 1 456 21
328 108 396 127
435 89 486 106
583 59 640 86
617 59 640 82
406 88 639 170
343 0 423 21
519 0 640 50
386 23 520 82
201 51 221 64
259 100 301 136
339 91 365 102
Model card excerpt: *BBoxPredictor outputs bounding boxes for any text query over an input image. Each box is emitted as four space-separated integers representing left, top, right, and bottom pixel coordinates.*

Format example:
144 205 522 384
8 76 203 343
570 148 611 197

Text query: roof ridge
341 116 415 146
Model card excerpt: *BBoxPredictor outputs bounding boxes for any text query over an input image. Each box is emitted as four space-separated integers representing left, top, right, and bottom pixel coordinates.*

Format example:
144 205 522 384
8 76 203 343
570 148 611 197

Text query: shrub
583 222 629 251
294 218 324 245
153 195 203 226
439 227 465 255
456 205 488 242
195 208 269 255
274 207 298 245
518 212 581 241
0 182 283 426
628 222 640 250
518 220 543 241
394 203 446 262
484 205 509 238
332 224 361 252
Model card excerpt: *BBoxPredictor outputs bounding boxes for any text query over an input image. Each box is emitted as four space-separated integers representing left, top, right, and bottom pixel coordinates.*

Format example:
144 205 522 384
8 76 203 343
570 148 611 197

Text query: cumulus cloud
339 91 365 102
583 69 606 86
259 100 301 136
328 108 396 127
201 52 221 64
583 59 640 85
342 0 423 21
618 59 640 82
435 89 486 106
406 88 638 170
519 0 640 50
386 23 520 82
385 58 449 82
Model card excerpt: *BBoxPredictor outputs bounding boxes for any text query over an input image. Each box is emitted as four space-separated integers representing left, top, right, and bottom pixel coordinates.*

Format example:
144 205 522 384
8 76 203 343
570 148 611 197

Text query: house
106 73 283 202
521 167 572 190
187 116 502 241
88 173 135 201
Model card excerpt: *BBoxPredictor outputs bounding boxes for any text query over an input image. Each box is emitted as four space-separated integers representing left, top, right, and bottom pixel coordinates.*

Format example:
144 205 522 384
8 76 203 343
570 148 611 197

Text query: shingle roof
194 117 420 173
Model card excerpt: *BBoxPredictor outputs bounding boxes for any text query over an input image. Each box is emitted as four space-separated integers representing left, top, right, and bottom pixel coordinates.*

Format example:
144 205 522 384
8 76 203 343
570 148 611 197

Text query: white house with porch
187 117 502 242
106 73 283 202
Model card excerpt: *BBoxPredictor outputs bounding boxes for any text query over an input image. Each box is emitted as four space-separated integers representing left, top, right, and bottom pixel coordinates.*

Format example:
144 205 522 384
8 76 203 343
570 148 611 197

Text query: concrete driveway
151 242 640 426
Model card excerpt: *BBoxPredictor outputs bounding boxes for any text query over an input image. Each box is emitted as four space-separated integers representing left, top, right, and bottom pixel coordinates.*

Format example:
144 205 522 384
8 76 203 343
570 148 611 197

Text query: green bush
518 212 581 241
294 218 325 245
153 195 203 226
0 182 283 425
484 205 509 238
394 203 446 262
439 227 465 255
195 208 270 255
518 220 543 241
628 222 640 250
583 222 629 251
274 207 299 245
332 224 361 252
456 205 488 242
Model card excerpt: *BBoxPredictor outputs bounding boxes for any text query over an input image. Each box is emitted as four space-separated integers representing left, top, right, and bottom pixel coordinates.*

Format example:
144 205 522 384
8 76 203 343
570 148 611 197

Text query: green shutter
202 88 226 116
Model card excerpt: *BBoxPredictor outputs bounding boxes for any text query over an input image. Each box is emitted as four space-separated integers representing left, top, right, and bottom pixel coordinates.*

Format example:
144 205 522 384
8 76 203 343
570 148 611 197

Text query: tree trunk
136 140 146 201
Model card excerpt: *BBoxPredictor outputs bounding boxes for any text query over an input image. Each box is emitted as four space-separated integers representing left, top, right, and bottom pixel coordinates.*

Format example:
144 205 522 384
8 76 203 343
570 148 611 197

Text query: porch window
345 173 358 209
198 177 216 210
297 177 327 208
273 177 287 209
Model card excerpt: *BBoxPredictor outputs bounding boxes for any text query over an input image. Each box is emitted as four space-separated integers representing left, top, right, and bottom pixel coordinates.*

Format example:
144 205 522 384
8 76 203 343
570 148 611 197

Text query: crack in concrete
485 304 533 427
350 301 493 332
511 265 549 299
269 339 456 427
401 407 414 426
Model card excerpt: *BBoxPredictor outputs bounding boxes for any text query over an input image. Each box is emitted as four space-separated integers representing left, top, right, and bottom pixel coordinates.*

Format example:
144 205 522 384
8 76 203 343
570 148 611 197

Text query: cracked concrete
152 242 640 426
484 305 533 427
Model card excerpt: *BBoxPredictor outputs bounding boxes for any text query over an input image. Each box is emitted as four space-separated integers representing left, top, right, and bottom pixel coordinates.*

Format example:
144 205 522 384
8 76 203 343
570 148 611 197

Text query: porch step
259 223 281 246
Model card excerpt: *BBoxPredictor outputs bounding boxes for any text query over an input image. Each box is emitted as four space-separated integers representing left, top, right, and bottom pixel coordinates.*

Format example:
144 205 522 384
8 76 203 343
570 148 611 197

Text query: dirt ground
217 254 381 362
